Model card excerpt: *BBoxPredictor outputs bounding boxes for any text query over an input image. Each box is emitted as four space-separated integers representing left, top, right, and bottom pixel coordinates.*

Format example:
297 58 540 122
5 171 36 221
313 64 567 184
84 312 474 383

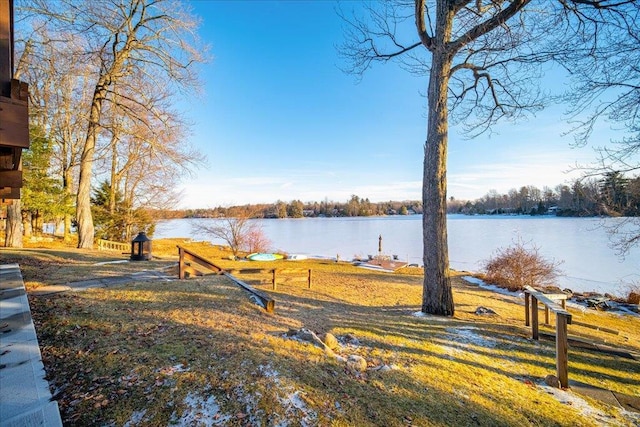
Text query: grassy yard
2 239 639 426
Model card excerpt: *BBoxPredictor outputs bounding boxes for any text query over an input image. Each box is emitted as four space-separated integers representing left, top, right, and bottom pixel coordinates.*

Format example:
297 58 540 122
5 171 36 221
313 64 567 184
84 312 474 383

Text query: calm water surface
155 215 639 296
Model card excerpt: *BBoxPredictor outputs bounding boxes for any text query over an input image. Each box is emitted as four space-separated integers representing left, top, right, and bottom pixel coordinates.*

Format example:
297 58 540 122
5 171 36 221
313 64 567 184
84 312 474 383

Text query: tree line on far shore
152 171 640 220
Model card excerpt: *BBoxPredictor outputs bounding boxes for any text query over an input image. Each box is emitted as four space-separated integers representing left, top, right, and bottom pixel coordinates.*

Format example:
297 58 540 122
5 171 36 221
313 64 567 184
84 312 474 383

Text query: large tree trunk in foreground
5 200 23 248
421 4 454 316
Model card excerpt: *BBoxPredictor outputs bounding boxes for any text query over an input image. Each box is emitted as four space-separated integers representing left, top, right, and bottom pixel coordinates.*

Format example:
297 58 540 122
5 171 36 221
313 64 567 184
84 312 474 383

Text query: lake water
154 215 639 296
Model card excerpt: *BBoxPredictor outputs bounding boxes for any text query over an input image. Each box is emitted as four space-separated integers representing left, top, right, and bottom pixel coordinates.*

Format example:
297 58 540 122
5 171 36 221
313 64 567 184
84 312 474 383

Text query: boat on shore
247 253 284 262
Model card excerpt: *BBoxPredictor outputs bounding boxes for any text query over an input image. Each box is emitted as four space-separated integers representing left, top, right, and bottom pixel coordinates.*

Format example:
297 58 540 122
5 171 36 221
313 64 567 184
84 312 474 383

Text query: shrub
482 239 563 292
625 283 640 304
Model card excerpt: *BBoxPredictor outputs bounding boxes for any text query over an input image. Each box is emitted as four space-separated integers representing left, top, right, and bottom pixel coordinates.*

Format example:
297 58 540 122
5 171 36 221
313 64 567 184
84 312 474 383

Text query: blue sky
177 0 612 209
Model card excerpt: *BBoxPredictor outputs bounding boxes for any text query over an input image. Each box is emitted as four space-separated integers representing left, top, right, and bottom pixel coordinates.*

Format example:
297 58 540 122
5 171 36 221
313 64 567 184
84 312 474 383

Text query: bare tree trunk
63 167 73 242
421 4 454 316
76 130 96 248
110 134 118 215
22 210 32 238
76 80 108 249
4 201 23 248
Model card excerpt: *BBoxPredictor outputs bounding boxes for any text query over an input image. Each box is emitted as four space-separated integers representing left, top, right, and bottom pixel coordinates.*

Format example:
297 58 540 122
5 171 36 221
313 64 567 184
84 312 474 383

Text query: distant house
547 206 559 215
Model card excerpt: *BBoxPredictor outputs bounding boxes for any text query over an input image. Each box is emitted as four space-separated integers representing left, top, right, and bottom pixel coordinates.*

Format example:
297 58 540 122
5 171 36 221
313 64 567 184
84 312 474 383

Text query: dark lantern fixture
131 231 152 261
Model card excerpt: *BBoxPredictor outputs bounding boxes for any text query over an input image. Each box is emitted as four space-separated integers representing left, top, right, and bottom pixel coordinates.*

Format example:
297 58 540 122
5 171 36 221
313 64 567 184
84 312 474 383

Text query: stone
343 334 360 345
323 333 339 350
544 374 560 388
286 328 334 355
346 355 368 372
474 306 497 315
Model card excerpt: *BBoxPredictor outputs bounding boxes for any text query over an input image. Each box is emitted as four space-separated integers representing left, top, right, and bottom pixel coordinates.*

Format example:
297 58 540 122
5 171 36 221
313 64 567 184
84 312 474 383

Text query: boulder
342 334 360 345
286 328 333 354
323 333 339 350
474 306 497 315
544 374 560 388
346 355 368 373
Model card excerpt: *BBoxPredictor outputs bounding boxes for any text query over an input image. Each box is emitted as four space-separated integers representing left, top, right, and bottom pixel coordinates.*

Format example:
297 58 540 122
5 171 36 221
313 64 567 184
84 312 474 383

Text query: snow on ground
257 364 319 427
446 326 498 349
172 393 231 426
412 311 454 321
538 383 634 427
462 276 523 298
123 410 147 427
437 326 500 357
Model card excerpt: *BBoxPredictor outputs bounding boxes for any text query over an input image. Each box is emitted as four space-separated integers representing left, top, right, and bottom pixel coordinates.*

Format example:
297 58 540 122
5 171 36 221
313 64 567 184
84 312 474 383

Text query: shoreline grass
2 239 639 426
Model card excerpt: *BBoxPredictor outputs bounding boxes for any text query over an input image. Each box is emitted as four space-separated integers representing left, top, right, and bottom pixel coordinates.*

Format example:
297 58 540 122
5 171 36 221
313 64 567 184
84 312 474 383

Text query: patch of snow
412 311 453 321
463 276 522 297
565 301 588 313
277 390 318 427
258 363 280 379
123 409 147 426
255 364 319 427
93 260 130 266
157 363 189 376
446 326 498 349
538 383 626 426
172 393 231 426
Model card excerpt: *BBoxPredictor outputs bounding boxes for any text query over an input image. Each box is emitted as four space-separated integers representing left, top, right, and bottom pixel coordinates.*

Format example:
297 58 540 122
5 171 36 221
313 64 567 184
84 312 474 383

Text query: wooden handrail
225 267 312 290
223 272 275 313
177 245 223 279
97 239 129 252
524 285 572 388
177 245 275 313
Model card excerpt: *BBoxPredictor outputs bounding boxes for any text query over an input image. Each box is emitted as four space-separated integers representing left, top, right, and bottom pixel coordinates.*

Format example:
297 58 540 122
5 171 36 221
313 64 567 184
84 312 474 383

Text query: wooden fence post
556 314 570 388
525 292 530 327
308 269 312 289
545 306 550 325
272 269 277 290
178 246 185 279
531 295 539 340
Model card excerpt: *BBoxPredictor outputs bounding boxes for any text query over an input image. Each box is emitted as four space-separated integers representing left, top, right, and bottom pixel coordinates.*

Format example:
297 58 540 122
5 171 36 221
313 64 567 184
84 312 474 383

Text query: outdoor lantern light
131 231 152 261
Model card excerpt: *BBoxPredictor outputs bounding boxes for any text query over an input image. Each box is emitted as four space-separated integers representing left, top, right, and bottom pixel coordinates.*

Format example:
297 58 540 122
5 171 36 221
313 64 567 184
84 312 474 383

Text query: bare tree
192 213 271 259
340 0 633 315
18 0 207 248
15 26 92 242
560 3 640 254
94 75 205 240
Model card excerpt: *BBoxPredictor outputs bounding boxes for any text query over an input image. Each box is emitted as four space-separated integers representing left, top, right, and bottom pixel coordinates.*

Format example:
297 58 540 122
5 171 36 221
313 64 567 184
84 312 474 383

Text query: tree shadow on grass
29 271 638 426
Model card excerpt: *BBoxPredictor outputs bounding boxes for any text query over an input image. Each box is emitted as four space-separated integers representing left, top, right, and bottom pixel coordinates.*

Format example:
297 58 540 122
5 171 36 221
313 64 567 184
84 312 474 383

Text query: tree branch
448 0 530 53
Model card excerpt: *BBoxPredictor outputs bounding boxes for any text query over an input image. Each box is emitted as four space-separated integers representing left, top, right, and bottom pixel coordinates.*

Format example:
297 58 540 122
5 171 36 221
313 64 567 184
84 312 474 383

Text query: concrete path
29 266 176 296
0 264 62 427
570 381 640 414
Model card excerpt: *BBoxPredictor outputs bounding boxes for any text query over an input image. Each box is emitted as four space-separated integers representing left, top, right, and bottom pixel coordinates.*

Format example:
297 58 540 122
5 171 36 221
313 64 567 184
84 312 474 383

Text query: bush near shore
2 238 639 426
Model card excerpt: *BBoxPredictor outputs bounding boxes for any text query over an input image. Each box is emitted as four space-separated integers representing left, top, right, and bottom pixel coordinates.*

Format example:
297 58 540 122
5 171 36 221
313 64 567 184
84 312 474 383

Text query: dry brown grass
4 239 640 426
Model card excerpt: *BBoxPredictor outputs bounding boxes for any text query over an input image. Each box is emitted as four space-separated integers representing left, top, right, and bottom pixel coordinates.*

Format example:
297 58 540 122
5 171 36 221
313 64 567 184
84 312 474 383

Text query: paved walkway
0 264 63 427
29 266 176 296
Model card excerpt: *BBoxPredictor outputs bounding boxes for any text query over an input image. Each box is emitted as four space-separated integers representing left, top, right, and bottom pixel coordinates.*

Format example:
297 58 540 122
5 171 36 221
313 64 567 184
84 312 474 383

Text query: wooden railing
97 239 129 253
524 285 572 388
177 246 223 278
177 246 275 313
226 268 312 290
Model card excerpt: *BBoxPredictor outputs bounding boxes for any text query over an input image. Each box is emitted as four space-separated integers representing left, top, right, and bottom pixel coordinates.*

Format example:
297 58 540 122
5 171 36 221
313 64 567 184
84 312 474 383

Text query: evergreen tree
21 130 64 234
91 180 154 242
